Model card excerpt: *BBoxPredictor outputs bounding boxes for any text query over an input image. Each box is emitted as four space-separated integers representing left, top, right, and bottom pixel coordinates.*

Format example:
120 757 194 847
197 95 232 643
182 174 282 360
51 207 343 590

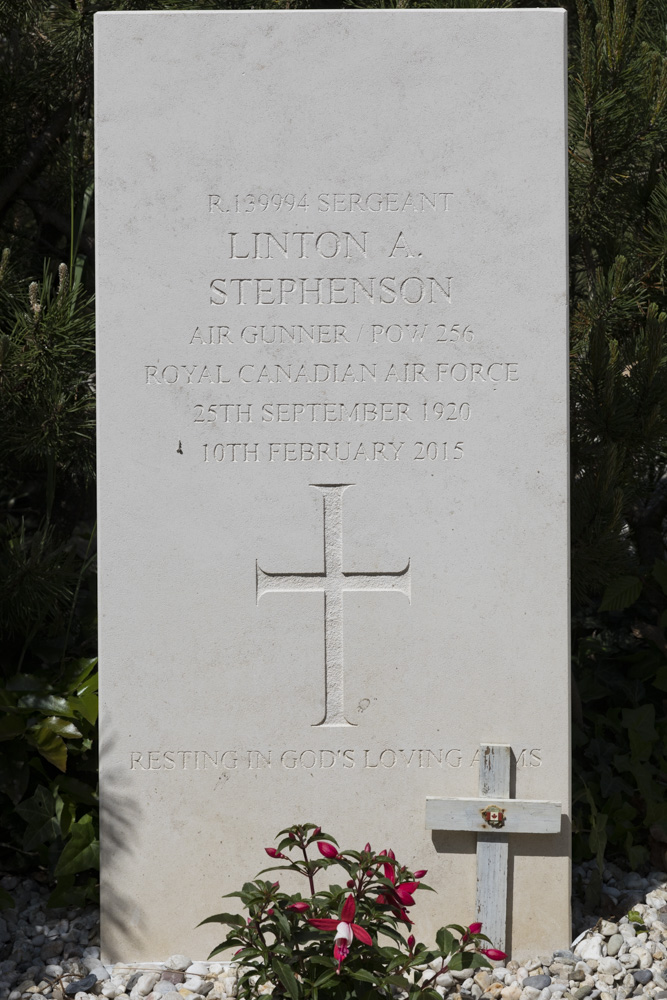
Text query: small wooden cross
425 744 561 952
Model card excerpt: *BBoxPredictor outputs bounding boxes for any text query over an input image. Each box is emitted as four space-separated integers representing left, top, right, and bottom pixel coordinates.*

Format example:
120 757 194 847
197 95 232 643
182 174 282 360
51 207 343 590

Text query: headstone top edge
92 7 566 17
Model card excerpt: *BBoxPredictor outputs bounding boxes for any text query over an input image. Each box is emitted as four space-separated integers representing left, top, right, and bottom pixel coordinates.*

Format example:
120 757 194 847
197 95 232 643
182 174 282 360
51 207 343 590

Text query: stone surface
95 8 569 961
607 937 624 957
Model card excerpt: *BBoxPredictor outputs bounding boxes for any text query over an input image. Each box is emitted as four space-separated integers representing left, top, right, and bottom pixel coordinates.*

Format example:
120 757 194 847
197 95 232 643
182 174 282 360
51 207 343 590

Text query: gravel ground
2 860 667 1000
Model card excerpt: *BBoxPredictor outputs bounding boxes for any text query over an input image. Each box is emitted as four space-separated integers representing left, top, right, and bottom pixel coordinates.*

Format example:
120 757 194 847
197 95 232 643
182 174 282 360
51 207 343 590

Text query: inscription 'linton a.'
257 484 410 727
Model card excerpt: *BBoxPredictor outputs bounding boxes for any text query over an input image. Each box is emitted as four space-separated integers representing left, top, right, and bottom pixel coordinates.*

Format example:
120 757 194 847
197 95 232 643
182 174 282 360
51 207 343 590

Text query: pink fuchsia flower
468 922 482 934
481 948 507 961
317 841 339 859
308 894 372 971
376 863 420 924
286 901 310 912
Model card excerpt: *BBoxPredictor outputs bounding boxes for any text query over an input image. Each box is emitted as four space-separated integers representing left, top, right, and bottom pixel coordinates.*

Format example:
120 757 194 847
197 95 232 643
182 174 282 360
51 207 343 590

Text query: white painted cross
256 483 411 728
426 744 561 952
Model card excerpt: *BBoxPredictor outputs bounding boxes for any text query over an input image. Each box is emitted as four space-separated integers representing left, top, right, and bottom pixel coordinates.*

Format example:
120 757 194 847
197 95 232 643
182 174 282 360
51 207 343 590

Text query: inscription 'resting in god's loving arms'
256 485 410 727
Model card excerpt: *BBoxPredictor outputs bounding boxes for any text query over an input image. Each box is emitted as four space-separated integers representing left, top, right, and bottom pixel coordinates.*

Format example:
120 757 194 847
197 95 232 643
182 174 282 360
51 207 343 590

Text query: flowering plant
200 823 506 999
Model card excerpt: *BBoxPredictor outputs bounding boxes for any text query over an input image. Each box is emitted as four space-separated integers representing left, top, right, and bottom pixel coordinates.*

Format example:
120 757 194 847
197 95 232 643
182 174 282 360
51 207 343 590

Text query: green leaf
273 960 300 1000
25 723 67 771
198 912 246 928
599 575 642 611
0 714 25 740
54 814 99 876
436 928 454 954
18 694 76 718
312 969 337 989
15 786 60 850
72 672 98 725
54 775 98 808
273 909 291 936
385 974 410 989
349 969 378 984
448 952 471 971
47 875 98 909
65 657 98 694
42 716 82 739
0 887 15 910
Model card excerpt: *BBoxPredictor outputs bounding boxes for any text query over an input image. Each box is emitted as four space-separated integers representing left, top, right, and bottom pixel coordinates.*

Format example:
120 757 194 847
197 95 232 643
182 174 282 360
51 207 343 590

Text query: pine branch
0 104 71 220
627 475 667 566
18 184 95 259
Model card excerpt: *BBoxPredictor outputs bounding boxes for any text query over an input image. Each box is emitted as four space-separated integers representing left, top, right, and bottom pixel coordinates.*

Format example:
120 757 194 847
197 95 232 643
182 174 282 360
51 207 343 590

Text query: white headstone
96 9 569 962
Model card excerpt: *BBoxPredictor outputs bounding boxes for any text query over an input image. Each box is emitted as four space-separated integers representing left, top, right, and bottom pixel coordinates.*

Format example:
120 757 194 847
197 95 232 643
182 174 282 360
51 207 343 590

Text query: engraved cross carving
256 484 411 727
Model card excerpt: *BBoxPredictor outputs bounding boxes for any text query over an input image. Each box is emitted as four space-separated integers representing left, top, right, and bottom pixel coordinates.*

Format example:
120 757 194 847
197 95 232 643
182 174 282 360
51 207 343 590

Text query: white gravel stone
184 965 208 977
101 984 126 998
162 958 191 973
520 988 541 1000
131 973 160 998
597 958 622 975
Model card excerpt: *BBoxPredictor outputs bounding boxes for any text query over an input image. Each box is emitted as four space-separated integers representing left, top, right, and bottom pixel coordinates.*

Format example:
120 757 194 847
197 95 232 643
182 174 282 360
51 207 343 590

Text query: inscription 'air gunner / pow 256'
256 485 411 727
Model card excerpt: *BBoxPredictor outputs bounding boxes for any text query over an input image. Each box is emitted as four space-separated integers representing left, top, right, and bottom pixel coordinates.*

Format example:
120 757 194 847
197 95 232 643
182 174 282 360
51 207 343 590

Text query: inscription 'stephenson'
209 275 452 306
257 484 410 727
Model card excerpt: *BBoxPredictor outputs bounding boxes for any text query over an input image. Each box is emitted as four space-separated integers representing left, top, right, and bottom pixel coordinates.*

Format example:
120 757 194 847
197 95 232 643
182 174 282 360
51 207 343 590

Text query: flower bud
364 842 371 852
317 841 338 859
468 921 482 934
265 847 283 859
287 901 310 911
481 948 507 961
413 870 428 879
407 934 415 951
388 849 395 860
313 826 321 836
267 908 274 915
347 879 355 887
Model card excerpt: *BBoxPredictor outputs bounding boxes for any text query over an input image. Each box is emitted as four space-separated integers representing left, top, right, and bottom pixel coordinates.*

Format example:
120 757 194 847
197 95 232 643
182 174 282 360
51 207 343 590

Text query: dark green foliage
0 254 99 904
1 0 667 904
567 0 667 873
